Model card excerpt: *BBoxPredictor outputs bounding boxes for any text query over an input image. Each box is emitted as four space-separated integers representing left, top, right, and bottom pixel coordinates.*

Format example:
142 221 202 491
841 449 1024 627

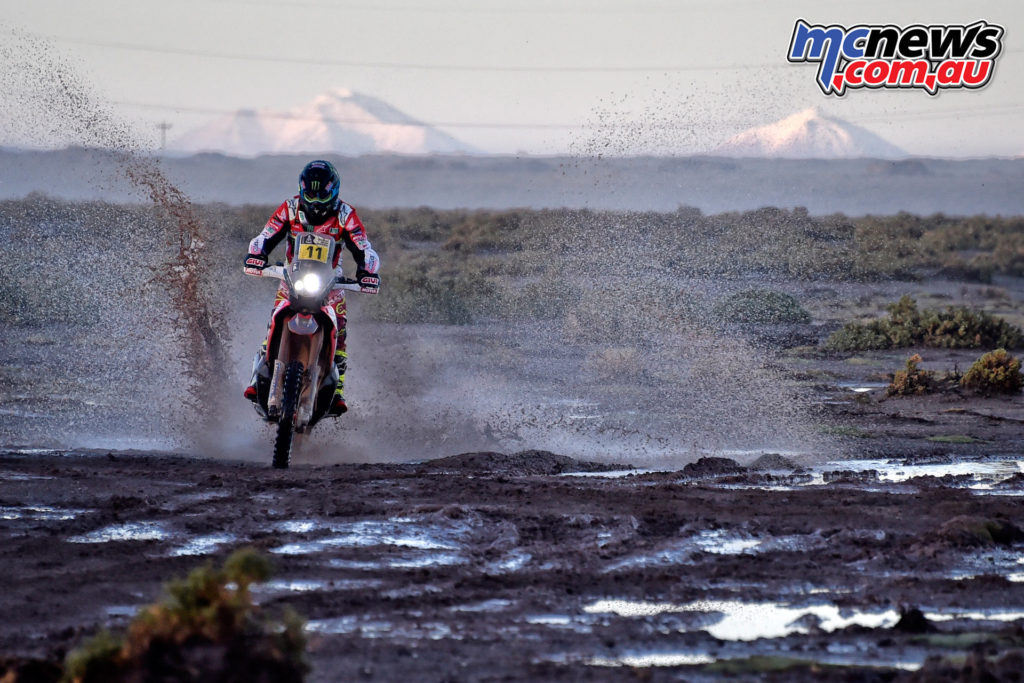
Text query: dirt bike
245 232 364 469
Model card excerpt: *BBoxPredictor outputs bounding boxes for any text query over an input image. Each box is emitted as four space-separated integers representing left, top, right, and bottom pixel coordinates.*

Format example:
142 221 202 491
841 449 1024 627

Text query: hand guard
356 270 380 294
244 253 268 276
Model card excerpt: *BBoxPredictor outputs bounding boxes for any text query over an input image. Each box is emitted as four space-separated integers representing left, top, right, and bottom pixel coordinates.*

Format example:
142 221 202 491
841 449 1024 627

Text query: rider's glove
356 269 380 294
244 252 268 276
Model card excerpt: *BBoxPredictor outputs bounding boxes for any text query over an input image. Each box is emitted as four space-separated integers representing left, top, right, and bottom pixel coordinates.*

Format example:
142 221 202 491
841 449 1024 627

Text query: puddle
582 650 922 671
484 549 532 574
326 552 466 570
306 617 455 640
104 605 141 618
524 613 596 633
837 381 888 393
251 578 382 594
582 599 899 640
718 457 1024 492
605 530 822 572
0 471 55 481
526 614 572 625
925 609 1024 623
0 505 87 521
271 520 320 533
825 458 1022 485
561 469 653 478
167 533 237 557
68 521 170 543
572 457 1023 493
691 601 899 640
306 616 360 635
586 652 715 667
451 599 515 613
971 489 1024 497
584 600 689 618
693 529 761 554
4 448 63 456
269 518 468 555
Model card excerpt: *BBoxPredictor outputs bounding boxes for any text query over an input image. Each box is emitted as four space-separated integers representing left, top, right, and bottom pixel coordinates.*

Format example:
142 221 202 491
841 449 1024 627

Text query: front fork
267 359 286 418
267 329 324 427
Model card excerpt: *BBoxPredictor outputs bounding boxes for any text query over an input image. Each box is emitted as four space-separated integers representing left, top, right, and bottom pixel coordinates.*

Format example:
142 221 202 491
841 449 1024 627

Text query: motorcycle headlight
303 273 322 292
294 273 321 294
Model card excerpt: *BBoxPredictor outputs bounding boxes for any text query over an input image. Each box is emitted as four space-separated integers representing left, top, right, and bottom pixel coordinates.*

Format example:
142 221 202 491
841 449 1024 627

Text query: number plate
296 233 332 263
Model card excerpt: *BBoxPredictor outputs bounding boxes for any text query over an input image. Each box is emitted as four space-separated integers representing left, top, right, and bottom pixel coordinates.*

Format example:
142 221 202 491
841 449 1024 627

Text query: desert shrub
887 354 937 396
825 296 1024 351
443 210 528 253
63 549 307 683
372 264 499 325
362 206 456 244
960 349 1023 395
712 289 811 324
935 256 994 283
989 232 1024 276
922 305 1024 349
852 213 927 278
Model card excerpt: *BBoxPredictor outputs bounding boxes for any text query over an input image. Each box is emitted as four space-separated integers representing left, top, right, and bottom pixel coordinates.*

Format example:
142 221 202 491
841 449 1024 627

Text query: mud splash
0 29 231 436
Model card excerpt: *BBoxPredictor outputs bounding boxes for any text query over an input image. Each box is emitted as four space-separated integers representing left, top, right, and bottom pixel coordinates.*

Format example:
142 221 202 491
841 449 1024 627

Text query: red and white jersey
248 197 380 274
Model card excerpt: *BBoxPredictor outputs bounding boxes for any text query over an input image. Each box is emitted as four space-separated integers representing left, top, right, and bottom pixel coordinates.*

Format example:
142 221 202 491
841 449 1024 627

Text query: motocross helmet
298 160 340 226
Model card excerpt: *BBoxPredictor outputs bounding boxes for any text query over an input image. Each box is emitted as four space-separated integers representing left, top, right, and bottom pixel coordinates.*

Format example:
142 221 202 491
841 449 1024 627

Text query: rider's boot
243 341 267 402
328 349 348 416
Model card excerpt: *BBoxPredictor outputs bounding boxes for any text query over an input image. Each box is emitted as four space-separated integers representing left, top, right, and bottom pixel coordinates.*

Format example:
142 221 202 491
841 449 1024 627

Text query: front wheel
273 360 303 469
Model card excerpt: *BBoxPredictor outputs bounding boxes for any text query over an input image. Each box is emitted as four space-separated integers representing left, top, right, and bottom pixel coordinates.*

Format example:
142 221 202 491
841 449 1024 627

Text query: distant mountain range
715 108 906 159
171 88 475 156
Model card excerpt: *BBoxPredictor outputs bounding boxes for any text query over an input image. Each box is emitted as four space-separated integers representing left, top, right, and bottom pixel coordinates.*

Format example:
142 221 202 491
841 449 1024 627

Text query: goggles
302 187 336 204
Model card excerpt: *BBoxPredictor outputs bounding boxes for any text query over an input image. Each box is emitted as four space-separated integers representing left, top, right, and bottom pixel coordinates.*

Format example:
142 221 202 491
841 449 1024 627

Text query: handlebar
252 265 363 292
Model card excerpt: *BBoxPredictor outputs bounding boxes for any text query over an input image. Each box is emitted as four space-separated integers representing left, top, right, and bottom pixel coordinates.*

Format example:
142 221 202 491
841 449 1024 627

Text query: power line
205 0 696 13
171 0 752 14
47 30 1023 76
48 33 1024 76
50 35 789 73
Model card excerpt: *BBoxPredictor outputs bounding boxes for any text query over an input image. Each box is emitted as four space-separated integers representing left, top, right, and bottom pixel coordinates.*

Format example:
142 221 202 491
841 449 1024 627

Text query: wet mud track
2 449 1023 680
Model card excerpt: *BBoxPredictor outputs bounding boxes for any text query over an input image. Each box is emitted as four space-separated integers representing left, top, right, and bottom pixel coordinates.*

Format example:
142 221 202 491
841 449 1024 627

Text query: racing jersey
248 197 380 275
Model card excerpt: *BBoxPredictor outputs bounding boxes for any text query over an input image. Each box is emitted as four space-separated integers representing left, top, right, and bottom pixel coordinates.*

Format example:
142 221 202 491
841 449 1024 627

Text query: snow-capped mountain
714 108 906 159
172 89 475 156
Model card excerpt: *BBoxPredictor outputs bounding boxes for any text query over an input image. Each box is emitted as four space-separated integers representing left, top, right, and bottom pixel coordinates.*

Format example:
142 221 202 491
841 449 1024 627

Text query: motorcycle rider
243 160 380 416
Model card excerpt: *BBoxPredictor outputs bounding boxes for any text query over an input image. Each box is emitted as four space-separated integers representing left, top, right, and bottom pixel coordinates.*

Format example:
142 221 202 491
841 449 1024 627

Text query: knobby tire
273 360 303 469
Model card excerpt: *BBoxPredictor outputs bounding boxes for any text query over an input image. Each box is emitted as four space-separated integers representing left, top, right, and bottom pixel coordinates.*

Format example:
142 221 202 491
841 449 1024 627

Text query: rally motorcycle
245 232 363 468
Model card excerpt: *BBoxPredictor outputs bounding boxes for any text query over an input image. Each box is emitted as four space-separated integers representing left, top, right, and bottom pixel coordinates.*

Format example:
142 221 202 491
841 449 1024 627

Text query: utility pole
157 122 172 151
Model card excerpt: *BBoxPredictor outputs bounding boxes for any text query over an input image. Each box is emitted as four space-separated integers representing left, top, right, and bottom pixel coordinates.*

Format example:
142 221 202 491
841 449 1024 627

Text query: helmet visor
302 187 335 204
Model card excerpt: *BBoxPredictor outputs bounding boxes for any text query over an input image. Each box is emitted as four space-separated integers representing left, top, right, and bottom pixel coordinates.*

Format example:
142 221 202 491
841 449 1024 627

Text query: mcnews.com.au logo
788 19 1004 96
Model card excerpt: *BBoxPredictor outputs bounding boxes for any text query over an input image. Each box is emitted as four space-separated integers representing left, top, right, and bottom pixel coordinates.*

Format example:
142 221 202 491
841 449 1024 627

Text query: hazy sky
2 0 1021 156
